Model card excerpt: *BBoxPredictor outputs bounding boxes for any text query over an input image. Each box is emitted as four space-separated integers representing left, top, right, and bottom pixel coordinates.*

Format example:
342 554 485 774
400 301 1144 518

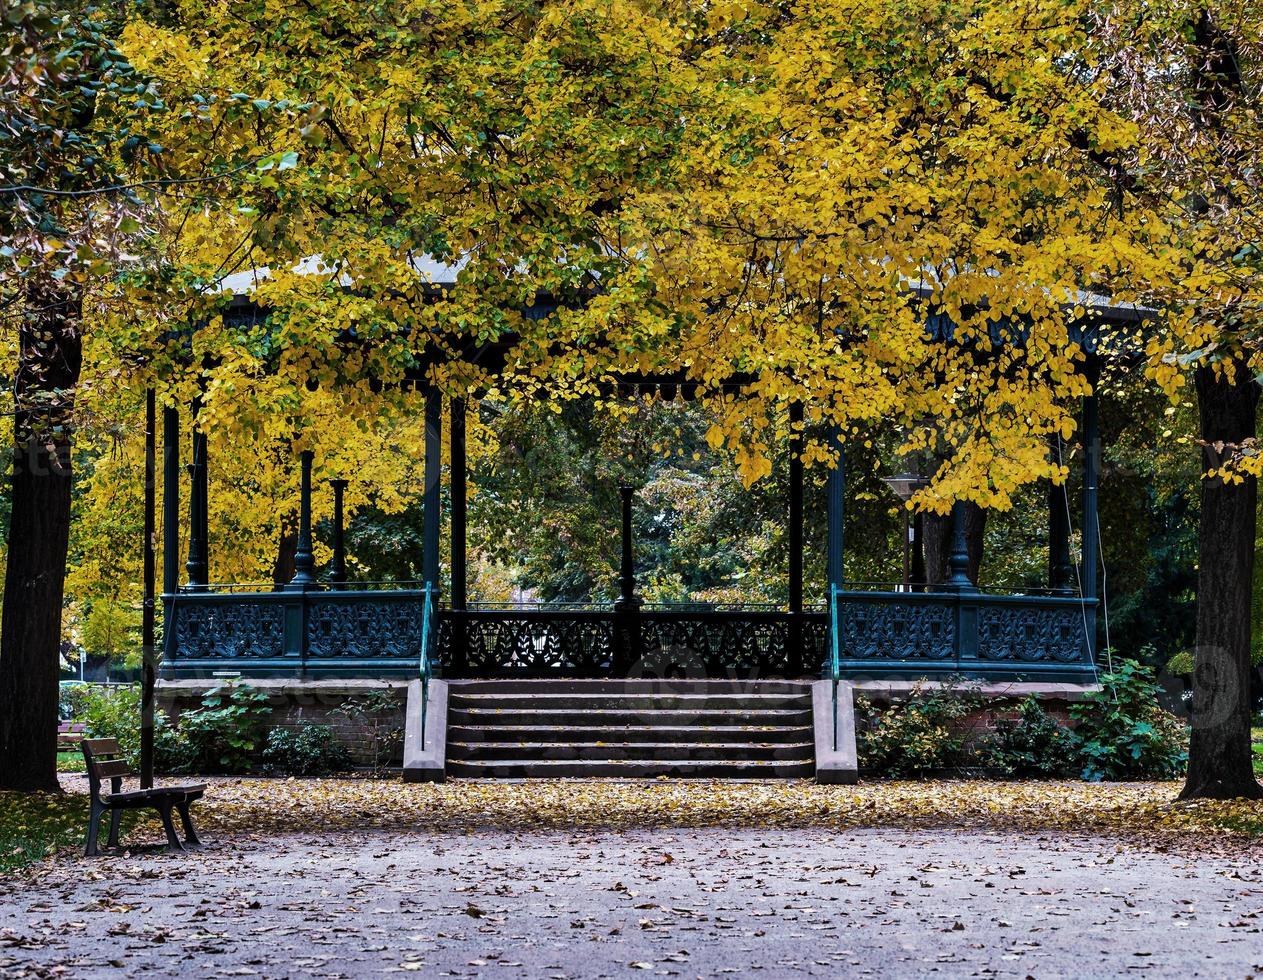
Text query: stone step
447 741 814 762
447 707 814 728
448 724 812 744
448 679 812 696
445 758 817 779
447 692 812 711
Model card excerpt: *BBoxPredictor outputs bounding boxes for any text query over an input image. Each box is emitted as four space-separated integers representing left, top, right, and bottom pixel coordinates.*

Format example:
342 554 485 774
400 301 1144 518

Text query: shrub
78 684 189 772
175 683 273 774
856 679 982 776
59 681 93 721
262 726 351 777
1071 660 1189 781
332 689 404 770
982 696 1078 778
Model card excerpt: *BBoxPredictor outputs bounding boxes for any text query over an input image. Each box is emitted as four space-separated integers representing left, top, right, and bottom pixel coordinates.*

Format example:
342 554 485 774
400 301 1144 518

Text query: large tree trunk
1180 360 1263 800
923 504 988 587
0 281 83 792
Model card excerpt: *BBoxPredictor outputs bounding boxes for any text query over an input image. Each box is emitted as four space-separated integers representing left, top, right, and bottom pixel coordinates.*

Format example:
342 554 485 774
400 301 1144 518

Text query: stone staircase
444 679 815 778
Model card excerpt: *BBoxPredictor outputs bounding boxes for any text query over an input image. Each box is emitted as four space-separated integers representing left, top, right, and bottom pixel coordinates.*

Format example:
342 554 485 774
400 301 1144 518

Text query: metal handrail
829 583 841 751
419 582 434 749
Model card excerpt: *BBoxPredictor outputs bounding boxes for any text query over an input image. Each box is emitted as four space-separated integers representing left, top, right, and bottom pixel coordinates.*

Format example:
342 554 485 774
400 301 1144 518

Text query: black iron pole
826 429 845 588
614 485 641 672
617 485 638 606
788 402 804 674
141 389 156 788
451 397 467 609
450 397 468 672
185 405 209 588
1048 436 1074 594
901 509 911 590
423 386 441 589
290 450 316 588
162 406 180 594
788 402 804 613
1081 364 1101 604
329 478 348 588
943 501 977 592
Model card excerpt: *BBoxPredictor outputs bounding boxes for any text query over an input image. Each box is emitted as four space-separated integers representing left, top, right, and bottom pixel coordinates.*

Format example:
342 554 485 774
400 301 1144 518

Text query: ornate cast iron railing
161 588 1096 682
829 588 1097 683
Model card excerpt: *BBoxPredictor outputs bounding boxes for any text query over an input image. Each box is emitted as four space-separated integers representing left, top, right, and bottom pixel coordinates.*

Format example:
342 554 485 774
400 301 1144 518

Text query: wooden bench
58 722 86 751
81 738 206 857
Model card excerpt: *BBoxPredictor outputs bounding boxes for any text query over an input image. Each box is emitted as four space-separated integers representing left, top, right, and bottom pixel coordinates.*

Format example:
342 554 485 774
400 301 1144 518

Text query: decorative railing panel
830 589 1097 682
171 597 287 662
450 610 615 675
976 600 1087 664
306 594 425 660
836 595 956 661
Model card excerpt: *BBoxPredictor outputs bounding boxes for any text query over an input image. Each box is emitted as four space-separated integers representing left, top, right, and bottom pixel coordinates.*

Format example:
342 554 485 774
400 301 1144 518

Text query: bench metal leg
176 801 201 846
84 804 102 857
107 808 122 849
156 805 185 852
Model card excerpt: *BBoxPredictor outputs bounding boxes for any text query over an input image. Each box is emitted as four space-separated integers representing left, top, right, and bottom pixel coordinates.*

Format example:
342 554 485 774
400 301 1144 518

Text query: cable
1057 432 1101 685
1095 506 1114 676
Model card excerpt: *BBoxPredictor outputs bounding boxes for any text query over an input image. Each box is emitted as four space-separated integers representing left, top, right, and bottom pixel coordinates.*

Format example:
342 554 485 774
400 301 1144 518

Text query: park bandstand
152 266 1138 781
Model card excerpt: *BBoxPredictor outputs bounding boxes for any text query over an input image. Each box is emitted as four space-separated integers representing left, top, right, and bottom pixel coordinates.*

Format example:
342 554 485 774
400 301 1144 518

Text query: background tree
0 2 162 791
1090 3 1263 798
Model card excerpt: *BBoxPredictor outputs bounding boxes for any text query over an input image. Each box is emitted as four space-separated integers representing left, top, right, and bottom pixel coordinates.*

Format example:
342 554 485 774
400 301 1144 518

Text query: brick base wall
156 679 408 767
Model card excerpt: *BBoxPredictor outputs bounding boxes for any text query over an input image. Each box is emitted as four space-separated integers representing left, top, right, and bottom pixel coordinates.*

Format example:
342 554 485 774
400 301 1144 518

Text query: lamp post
881 472 927 591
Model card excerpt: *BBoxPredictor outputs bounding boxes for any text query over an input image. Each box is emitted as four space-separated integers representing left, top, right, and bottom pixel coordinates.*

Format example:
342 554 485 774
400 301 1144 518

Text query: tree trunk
0 281 83 792
1180 360 1263 800
272 523 297 589
923 504 987 587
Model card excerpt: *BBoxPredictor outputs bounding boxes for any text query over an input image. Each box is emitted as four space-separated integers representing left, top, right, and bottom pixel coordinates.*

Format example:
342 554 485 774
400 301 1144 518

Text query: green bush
78 684 189 772
857 680 982 776
1071 660 1189 781
262 725 351 777
59 681 93 721
982 696 1078 778
175 683 273 774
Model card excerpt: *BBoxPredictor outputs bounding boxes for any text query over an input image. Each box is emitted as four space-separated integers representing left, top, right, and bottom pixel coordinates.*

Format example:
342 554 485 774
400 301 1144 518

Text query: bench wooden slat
82 737 121 754
91 759 133 779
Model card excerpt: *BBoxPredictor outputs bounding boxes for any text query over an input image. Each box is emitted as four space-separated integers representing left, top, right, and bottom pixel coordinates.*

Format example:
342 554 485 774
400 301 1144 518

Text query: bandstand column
329 478 348 588
162 405 180 595
450 396 468 671
288 450 316 589
1081 363 1101 604
614 485 643 673
185 405 209 590
788 402 805 674
423 385 442 589
788 402 804 613
450 397 467 609
826 426 845 588
943 500 977 593
1048 437 1074 594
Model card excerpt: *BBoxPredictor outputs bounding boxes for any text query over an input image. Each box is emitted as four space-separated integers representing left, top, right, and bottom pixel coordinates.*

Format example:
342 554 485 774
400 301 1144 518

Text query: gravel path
1 828 1260 978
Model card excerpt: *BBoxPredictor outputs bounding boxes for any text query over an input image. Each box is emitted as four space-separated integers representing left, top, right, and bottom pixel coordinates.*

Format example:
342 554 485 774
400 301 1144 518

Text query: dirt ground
1 825 1261 978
